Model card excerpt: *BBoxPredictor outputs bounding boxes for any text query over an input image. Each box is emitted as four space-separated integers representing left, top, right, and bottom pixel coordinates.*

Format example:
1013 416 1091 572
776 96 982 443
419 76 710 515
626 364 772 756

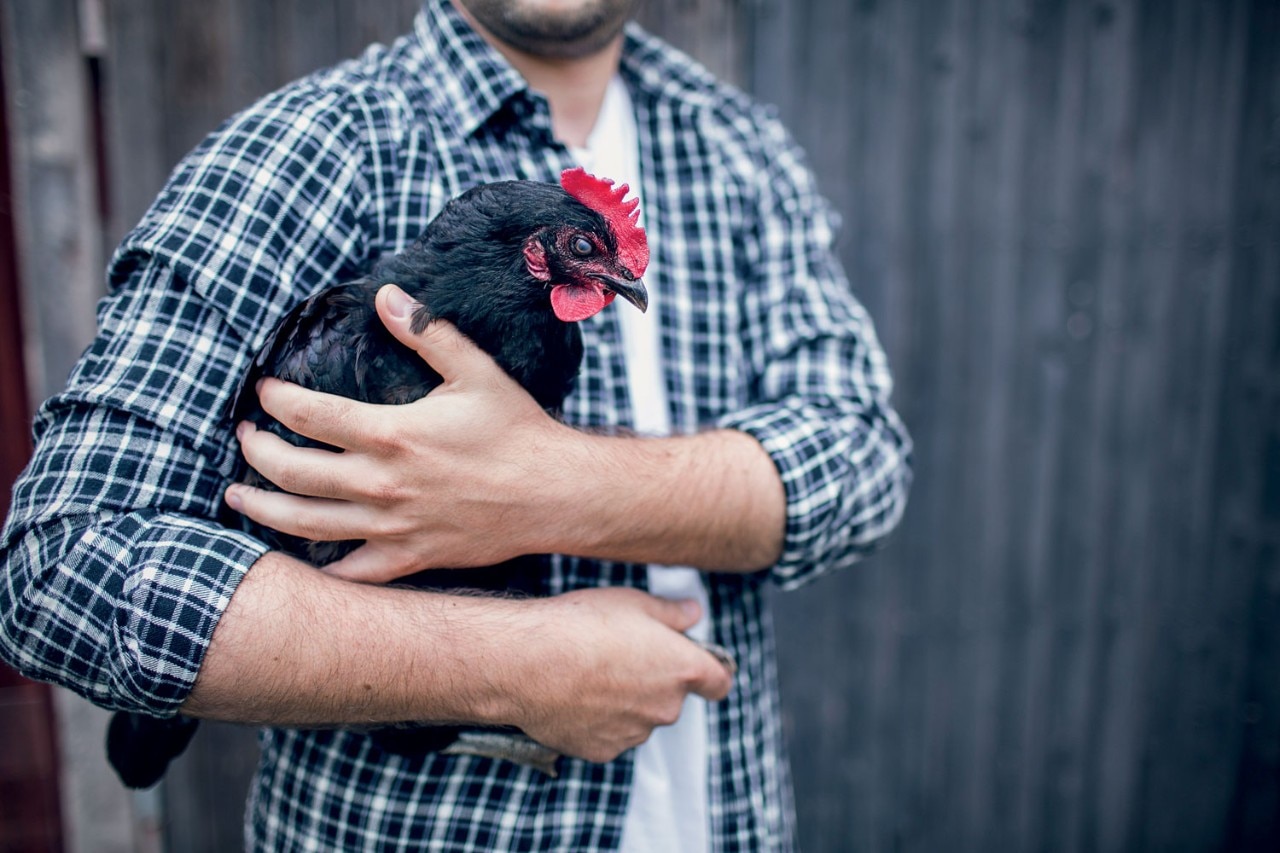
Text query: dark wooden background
2 0 1277 851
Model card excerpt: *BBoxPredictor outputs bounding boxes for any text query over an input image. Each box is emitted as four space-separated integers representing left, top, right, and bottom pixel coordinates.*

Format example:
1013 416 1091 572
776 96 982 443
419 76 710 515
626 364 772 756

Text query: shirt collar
618 23 716 111
413 0 534 138
411 1 705 138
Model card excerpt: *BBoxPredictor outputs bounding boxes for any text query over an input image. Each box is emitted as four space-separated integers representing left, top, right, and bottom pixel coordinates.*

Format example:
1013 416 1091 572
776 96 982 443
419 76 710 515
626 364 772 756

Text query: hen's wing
230 279 441 565
233 279 442 430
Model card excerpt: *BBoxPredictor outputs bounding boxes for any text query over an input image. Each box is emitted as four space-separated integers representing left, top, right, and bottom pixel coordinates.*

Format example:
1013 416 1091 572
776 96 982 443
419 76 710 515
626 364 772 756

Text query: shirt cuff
119 515 267 713
718 399 910 590
77 514 268 715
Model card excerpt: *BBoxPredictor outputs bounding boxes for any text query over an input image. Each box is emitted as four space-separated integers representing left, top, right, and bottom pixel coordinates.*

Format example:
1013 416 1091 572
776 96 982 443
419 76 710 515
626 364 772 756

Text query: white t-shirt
571 75 712 853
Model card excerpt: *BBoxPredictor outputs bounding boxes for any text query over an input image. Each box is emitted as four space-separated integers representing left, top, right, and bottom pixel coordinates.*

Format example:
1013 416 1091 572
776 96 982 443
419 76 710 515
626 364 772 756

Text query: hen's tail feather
106 711 200 789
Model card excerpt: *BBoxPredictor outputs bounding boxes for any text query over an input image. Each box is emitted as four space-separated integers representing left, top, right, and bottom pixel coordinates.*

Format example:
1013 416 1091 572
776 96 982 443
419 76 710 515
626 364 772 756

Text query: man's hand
502 587 733 762
226 285 573 582
226 283 786 581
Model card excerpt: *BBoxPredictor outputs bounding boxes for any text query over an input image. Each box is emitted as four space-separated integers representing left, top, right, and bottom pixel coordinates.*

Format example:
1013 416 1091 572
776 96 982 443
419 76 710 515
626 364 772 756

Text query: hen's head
407 169 649 327
525 168 649 323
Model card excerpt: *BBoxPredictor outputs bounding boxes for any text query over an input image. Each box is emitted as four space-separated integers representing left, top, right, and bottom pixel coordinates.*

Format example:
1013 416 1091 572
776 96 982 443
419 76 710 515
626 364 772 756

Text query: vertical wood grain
760 0 1278 850
1 1 139 849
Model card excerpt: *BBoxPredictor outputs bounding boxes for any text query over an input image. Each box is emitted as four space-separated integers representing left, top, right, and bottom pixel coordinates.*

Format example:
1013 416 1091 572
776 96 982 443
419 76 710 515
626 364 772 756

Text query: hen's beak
590 273 648 313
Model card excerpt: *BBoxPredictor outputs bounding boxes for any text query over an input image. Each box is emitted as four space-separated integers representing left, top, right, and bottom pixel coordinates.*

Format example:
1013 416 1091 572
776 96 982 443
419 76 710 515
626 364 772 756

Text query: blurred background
0 0 1276 850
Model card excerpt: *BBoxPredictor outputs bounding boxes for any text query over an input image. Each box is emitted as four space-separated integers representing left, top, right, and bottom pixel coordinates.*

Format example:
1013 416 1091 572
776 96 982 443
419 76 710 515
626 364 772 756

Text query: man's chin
455 0 636 59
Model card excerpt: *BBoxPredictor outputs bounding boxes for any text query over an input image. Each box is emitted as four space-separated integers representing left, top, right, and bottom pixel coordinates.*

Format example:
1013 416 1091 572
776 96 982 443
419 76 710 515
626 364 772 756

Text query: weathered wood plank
161 722 261 853
102 0 169 246
636 0 748 88
0 2 32 499
336 0 422 59
1 3 141 852
1206 0 1280 849
1 0 103 405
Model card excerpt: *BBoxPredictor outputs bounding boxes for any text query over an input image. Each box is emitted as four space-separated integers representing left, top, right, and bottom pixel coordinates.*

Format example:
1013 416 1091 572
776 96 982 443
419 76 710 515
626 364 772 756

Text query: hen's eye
572 236 593 256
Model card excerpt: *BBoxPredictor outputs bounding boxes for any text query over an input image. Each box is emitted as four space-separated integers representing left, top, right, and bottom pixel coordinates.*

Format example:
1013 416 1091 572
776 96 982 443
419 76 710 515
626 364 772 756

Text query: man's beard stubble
455 0 639 59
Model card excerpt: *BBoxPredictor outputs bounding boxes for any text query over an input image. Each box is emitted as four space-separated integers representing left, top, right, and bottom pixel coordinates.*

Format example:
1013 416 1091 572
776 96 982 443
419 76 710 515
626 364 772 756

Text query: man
0 0 911 849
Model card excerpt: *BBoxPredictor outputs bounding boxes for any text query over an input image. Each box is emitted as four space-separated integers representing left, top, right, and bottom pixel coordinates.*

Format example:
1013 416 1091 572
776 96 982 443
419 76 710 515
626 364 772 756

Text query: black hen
106 168 652 788
234 168 648 567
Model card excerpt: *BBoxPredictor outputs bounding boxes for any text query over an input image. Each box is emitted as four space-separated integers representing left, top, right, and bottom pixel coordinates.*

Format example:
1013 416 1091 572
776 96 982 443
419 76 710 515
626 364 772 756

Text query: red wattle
551 283 613 322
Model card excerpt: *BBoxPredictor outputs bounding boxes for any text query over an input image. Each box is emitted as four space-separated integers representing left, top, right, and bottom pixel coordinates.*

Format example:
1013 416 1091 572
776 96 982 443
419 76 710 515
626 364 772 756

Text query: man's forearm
533 426 786 573
181 551 516 727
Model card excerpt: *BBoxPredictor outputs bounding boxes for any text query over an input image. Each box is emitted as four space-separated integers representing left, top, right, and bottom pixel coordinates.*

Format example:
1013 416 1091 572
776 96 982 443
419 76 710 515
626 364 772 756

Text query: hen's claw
696 640 737 677
442 730 562 777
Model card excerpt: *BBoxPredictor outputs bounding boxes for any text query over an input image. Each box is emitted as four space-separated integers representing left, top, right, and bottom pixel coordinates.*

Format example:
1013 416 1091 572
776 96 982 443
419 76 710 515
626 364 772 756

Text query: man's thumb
646 596 702 633
375 283 475 381
376 283 425 337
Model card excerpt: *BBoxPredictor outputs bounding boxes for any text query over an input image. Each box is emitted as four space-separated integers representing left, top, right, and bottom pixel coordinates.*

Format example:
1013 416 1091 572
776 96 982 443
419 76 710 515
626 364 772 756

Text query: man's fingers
694 641 738 677
686 640 737 701
375 283 427 343
255 379 383 449
689 643 735 702
375 284 497 385
635 595 733 701
237 421 360 499
224 484 371 543
320 543 417 585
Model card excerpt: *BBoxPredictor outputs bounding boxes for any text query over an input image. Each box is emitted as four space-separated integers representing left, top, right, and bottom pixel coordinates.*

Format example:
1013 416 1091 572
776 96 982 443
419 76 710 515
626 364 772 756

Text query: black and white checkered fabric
0 1 911 850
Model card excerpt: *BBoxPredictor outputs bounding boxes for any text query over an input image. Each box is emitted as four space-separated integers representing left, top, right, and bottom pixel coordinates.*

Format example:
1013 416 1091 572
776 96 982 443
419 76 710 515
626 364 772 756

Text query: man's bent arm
183 551 732 763
228 308 787 583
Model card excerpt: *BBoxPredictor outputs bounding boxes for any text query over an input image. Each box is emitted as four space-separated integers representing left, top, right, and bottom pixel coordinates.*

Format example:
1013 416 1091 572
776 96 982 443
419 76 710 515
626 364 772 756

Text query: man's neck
455 6 622 148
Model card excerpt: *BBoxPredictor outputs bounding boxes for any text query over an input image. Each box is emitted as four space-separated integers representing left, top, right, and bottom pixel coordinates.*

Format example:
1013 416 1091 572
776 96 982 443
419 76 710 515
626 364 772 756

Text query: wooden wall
2 0 1276 850
2 2 144 851
0 9 64 852
758 1 1280 850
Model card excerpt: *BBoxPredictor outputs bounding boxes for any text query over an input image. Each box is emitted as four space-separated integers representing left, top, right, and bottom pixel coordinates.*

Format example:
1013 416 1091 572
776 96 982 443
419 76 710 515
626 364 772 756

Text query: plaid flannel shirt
0 2 911 849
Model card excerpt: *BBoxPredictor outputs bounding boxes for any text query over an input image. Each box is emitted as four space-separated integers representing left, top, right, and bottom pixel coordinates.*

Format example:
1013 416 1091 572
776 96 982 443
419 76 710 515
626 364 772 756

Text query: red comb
560 167 649 279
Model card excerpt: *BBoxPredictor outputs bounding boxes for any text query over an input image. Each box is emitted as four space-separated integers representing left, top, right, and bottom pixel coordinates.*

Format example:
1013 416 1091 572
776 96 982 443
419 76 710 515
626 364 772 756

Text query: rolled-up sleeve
0 265 269 714
720 115 912 590
0 78 380 712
